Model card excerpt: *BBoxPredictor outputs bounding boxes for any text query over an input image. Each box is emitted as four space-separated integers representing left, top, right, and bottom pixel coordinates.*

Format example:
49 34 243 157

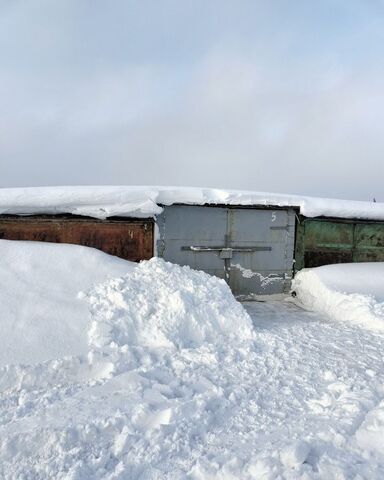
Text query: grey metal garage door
156 205 296 297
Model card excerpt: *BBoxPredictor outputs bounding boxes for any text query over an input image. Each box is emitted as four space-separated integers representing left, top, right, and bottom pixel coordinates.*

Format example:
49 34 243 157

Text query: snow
291 263 384 469
1 241 384 478
0 185 384 220
292 262 384 331
356 400 384 456
280 441 311 469
231 263 283 287
0 240 131 366
87 257 253 352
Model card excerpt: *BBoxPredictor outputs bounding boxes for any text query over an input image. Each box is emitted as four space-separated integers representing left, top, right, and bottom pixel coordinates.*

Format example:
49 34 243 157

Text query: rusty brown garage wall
0 215 154 262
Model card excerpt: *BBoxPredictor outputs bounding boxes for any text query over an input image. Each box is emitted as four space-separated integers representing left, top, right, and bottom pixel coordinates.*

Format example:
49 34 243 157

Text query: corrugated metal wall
0 215 154 262
295 217 384 270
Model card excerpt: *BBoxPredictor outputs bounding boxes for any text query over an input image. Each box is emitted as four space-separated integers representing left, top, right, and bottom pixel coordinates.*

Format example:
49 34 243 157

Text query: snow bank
0 185 383 220
292 263 384 331
0 239 131 366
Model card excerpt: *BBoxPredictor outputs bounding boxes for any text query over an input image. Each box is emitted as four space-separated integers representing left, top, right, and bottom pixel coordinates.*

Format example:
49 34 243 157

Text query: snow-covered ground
1 240 384 479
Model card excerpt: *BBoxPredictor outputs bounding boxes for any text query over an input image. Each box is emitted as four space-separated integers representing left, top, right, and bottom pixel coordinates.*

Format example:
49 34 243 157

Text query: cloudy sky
0 0 383 200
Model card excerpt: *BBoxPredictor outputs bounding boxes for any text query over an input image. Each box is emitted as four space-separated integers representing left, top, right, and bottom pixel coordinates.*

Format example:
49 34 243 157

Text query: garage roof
0 186 383 221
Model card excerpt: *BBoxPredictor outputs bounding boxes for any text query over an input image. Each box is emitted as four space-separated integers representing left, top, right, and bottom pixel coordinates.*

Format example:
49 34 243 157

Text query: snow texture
356 400 384 456
87 257 254 352
0 239 131 366
1 242 384 478
293 262 384 331
231 263 283 286
0 185 383 220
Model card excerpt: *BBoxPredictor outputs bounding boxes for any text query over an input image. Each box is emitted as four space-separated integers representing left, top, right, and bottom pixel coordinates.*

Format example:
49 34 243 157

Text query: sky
0 0 383 201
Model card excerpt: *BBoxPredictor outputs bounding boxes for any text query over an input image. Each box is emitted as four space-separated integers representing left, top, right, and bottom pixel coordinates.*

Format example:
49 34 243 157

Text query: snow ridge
292 263 384 331
0 185 383 220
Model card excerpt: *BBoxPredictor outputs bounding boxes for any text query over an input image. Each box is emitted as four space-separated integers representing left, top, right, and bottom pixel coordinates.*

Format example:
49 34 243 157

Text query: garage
0 186 383 296
0 215 154 262
294 216 384 271
156 204 296 297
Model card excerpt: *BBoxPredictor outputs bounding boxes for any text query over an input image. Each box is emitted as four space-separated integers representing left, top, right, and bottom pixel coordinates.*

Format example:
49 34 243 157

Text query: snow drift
292 263 384 331
0 239 131 366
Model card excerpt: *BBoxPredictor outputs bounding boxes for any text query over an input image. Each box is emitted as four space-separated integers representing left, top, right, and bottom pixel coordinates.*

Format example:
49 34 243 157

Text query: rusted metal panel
0 216 154 262
295 217 384 270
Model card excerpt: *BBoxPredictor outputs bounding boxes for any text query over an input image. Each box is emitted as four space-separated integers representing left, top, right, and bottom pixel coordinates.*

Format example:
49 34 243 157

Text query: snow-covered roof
0 186 383 221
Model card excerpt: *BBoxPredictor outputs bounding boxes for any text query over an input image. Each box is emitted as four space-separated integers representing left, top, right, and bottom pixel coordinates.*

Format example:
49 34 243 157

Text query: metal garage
156 204 296 297
0 215 154 262
294 216 384 271
1 186 383 297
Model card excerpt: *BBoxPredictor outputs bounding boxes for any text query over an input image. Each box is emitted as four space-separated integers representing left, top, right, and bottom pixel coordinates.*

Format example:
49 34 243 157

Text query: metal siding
295 218 384 269
158 206 227 279
228 209 294 295
158 205 296 296
0 216 154 262
354 223 384 262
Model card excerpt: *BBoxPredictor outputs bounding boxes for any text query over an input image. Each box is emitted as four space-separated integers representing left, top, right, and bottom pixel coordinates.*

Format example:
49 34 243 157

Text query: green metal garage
294 216 384 271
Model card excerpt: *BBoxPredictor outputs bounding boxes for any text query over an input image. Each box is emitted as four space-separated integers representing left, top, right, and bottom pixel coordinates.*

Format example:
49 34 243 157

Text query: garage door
157 205 296 297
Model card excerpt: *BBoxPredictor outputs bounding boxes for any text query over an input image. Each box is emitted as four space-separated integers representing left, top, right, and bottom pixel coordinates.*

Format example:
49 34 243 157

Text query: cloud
0 0 383 201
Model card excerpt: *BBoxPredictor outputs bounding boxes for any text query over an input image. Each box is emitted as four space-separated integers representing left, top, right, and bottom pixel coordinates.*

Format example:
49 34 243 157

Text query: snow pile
87 257 253 353
292 263 384 331
0 185 383 220
0 241 259 479
0 239 131 366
